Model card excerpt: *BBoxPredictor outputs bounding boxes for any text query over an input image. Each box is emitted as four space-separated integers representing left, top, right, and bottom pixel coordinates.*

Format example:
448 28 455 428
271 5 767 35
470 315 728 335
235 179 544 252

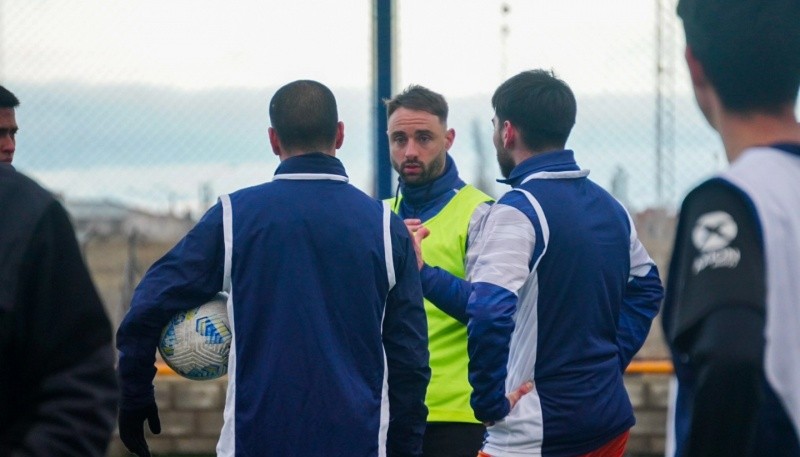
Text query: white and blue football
158 293 232 380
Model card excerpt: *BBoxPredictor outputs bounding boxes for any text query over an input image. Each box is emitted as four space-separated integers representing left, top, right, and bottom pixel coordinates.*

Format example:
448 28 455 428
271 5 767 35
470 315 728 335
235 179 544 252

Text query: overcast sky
1 0 680 96
2 0 723 213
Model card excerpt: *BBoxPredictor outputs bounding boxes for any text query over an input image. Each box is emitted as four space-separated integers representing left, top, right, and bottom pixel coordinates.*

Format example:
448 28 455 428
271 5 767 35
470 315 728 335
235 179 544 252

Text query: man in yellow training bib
385 85 493 457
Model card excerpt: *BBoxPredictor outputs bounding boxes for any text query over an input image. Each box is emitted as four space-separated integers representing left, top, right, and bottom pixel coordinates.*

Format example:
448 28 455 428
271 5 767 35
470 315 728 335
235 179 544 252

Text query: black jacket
0 165 118 456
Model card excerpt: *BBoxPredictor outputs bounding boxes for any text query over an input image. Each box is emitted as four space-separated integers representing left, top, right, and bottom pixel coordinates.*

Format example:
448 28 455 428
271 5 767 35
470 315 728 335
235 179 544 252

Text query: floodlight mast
655 0 676 207
373 0 395 199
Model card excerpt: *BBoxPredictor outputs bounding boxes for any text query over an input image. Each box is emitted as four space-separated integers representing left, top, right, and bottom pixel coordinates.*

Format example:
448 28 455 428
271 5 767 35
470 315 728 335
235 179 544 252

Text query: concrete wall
105 373 670 457
625 374 671 457
107 377 227 457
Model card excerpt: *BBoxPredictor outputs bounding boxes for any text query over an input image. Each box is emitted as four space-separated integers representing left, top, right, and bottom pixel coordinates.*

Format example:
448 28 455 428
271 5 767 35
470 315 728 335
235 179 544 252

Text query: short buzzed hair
0 86 20 109
269 80 339 152
384 85 448 124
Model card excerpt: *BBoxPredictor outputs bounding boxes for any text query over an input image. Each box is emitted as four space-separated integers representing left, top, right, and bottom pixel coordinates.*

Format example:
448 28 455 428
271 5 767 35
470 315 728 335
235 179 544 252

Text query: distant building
65 199 195 245
63 199 195 332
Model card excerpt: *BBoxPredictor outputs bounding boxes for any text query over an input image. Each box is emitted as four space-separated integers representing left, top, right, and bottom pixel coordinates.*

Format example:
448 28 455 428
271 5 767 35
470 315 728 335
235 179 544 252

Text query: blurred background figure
0 85 118 457
662 0 800 455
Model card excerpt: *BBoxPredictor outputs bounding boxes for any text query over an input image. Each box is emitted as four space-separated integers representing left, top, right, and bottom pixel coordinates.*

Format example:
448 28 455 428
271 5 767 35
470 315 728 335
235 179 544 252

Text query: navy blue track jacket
117 153 430 457
423 150 663 456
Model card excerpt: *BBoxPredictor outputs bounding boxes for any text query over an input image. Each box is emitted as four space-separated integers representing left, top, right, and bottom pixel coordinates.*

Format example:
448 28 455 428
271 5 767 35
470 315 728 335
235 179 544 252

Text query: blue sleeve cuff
420 264 470 324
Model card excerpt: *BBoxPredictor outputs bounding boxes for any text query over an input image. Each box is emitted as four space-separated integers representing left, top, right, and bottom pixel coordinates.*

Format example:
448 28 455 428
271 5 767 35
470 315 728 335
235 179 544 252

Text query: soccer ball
158 293 232 380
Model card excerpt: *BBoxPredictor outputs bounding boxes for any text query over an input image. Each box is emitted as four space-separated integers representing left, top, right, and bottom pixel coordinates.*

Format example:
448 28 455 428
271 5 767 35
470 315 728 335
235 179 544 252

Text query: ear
445 128 455 151
502 120 516 149
685 46 708 90
334 121 345 150
268 127 281 156
685 46 722 127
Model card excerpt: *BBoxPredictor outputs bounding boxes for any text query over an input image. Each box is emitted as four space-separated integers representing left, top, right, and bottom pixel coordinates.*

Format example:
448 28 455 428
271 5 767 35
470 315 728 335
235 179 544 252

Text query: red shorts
477 429 630 457
576 430 630 457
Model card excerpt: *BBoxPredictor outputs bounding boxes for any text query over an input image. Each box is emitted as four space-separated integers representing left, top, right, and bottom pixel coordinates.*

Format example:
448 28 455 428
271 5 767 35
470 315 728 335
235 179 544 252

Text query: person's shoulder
681 177 753 217
460 183 494 202
225 180 300 209
687 175 736 195
0 165 52 196
228 181 272 199
667 176 766 349
0 166 57 215
583 176 630 210
678 177 759 238
495 187 529 206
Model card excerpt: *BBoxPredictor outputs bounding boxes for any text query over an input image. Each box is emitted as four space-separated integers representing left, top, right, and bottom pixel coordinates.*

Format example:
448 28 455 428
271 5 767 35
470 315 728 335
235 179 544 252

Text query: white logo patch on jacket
691 211 741 274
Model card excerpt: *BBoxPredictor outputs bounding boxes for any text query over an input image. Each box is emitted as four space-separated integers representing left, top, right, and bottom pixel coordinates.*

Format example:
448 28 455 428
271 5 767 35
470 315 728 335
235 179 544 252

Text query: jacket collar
273 152 349 181
497 149 580 187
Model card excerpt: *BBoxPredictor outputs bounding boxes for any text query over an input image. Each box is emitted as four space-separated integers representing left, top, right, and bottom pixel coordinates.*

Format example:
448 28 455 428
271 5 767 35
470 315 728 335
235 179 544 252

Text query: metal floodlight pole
655 0 676 207
655 0 664 206
373 0 394 199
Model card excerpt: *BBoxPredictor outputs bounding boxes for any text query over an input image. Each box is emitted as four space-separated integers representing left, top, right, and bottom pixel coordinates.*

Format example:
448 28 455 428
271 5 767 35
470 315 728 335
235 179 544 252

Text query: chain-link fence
1 0 719 329
2 0 724 215
3 2 736 454
394 0 723 212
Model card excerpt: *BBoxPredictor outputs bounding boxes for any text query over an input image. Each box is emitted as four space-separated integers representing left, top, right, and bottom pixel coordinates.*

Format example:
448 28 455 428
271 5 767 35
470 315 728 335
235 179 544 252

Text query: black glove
119 402 161 457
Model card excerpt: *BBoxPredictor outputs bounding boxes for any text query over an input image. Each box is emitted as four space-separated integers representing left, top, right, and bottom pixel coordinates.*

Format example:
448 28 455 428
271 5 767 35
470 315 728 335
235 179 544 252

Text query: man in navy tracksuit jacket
417 70 663 456
117 80 430 457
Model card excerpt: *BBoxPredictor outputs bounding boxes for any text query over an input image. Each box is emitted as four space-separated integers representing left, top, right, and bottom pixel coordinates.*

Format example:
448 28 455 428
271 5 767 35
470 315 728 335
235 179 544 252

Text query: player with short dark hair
491 70 576 153
415 69 664 457
117 79 431 457
0 86 20 108
663 0 800 455
268 79 340 152
385 85 449 124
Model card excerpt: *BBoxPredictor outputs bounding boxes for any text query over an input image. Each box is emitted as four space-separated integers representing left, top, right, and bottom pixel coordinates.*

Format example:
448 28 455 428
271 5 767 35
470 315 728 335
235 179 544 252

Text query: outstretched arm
405 219 471 324
420 265 471 324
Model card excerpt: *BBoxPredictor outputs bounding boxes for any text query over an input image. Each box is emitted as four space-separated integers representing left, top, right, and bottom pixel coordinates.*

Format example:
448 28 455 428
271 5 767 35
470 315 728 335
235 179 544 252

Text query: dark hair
0 86 20 109
492 69 576 151
269 80 339 152
384 85 448 123
678 0 800 114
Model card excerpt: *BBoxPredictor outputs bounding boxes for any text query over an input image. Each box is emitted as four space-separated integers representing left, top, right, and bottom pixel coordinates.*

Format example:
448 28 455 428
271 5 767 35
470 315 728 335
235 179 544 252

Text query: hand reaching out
404 219 430 271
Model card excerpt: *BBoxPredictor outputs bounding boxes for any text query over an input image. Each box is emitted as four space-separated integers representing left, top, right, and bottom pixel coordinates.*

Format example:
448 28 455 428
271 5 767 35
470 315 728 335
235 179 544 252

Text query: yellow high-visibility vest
387 184 493 423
